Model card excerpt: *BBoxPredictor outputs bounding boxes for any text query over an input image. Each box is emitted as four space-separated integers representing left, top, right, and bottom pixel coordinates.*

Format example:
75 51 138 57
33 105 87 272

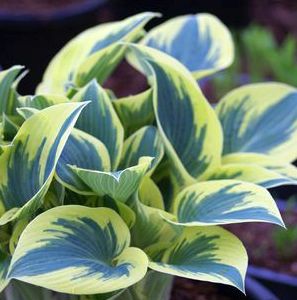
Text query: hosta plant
1 12 297 300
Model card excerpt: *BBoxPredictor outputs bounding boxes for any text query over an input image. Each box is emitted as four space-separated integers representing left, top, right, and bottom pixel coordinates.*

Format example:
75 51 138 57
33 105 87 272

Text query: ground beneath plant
226 206 297 276
171 278 246 300
0 0 92 15
104 60 148 98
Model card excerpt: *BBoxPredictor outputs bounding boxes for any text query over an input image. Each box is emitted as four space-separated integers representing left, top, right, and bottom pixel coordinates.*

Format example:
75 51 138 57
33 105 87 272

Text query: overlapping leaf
113 89 154 137
127 44 223 186
1 11 295 298
216 83 297 162
0 102 86 224
129 194 179 250
56 128 110 194
72 157 153 203
146 226 247 292
74 43 126 88
0 66 25 141
119 126 164 174
142 13 234 79
8 206 148 294
42 180 65 210
89 197 136 229
139 177 164 210
210 153 297 188
37 12 159 94
0 65 24 116
169 180 284 226
72 80 124 169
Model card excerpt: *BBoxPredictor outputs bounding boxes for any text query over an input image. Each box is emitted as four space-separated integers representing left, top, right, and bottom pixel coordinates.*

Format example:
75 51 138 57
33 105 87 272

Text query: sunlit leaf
8 206 148 294
170 180 284 226
0 103 86 224
127 44 223 185
72 80 124 169
56 128 110 194
72 157 153 202
18 94 69 110
216 83 297 162
142 13 234 79
37 12 159 94
147 226 247 292
210 153 297 188
120 126 164 174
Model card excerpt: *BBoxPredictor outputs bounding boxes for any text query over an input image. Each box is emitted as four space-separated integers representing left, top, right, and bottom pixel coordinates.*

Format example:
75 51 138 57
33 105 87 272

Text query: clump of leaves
0 12 297 300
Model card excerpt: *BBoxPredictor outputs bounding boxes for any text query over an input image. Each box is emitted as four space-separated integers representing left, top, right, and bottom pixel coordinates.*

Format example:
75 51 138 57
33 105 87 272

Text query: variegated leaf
113 89 154 137
37 12 159 94
74 43 126 88
147 226 247 292
216 83 297 162
127 44 223 185
119 126 164 174
17 107 39 120
0 103 86 225
56 128 110 194
18 94 69 110
208 164 297 189
72 80 124 170
8 206 148 294
142 13 234 79
170 180 284 226
72 157 153 202
210 153 297 188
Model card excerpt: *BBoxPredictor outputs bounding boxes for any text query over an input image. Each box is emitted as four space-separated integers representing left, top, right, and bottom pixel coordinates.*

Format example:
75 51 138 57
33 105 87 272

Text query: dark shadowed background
0 0 296 94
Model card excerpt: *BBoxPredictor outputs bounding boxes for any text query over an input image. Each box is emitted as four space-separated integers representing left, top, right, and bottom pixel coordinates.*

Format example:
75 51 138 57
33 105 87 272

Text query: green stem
117 271 174 300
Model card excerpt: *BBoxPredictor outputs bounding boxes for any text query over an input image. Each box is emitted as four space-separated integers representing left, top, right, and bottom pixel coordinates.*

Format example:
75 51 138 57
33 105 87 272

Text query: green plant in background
273 226 297 260
0 12 297 300
272 198 297 260
212 25 297 99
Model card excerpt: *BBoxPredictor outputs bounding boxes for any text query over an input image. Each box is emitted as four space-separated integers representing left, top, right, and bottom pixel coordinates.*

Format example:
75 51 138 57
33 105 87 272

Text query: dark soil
250 0 297 41
171 278 246 300
104 60 149 98
226 207 297 276
0 0 92 15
